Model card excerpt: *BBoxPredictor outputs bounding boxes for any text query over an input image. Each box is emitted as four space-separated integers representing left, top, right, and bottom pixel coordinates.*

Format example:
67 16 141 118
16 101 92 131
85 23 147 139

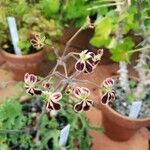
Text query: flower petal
24 73 29 82
26 87 34 96
51 100 61 110
97 49 103 56
52 92 62 101
73 87 82 98
81 87 90 96
83 102 91 111
75 60 85 72
103 78 114 87
34 89 42 95
87 100 93 106
29 74 37 83
46 101 54 112
43 82 51 89
110 90 115 101
74 101 84 112
85 62 93 73
101 92 110 104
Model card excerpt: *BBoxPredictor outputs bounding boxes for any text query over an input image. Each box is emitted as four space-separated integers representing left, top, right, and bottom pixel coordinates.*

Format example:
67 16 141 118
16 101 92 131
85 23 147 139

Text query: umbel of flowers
24 34 115 112
24 21 115 114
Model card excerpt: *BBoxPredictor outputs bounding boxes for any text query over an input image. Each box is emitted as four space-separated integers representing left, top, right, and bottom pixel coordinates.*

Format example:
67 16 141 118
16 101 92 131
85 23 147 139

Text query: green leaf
90 17 112 47
40 0 60 18
95 17 112 38
110 37 135 62
90 36 111 47
47 51 56 61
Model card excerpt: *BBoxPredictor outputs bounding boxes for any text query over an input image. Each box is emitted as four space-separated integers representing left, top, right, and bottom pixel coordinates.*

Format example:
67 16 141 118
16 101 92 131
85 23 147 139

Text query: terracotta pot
0 51 5 65
1 49 45 81
100 76 150 141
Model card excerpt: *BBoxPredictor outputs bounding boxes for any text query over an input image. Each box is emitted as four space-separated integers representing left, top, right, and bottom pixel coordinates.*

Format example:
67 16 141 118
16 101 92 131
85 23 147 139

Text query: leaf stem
128 46 150 53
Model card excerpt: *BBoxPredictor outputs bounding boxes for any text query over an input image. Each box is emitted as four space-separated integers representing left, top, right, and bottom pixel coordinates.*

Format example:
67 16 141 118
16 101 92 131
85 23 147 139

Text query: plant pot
1 49 45 81
0 51 5 65
100 76 150 141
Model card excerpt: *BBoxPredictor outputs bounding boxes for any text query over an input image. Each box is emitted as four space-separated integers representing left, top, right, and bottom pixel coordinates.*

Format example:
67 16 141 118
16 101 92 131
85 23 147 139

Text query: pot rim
100 75 150 122
1 48 45 59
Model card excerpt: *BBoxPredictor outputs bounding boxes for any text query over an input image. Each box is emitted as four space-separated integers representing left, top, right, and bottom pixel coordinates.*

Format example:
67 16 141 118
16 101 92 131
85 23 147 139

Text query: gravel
109 79 150 119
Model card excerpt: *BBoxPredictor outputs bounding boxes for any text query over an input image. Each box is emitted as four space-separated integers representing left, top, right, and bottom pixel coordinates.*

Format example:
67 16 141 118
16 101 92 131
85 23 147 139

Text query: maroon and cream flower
24 73 42 96
101 78 115 105
42 81 51 89
75 50 95 73
45 91 62 111
92 49 103 67
73 87 93 112
30 34 45 50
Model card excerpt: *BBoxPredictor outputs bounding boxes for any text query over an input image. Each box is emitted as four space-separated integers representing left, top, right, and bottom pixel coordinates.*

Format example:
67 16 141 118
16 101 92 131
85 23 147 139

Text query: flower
45 92 62 111
73 87 93 112
101 78 115 105
92 49 103 67
42 81 51 89
75 49 103 73
30 34 45 50
75 50 95 73
24 73 42 95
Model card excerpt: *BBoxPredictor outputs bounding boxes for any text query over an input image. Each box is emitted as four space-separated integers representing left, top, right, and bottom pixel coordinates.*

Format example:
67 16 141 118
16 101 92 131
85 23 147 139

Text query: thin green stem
0 129 24 134
87 2 124 11
128 46 150 53
62 26 85 57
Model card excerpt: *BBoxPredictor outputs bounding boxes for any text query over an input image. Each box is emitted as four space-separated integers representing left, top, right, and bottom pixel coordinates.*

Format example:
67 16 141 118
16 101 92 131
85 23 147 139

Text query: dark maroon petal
103 78 114 88
46 101 53 111
83 102 90 111
101 92 109 104
88 57 94 65
97 49 103 55
75 61 85 71
34 89 42 95
84 70 88 73
52 92 62 101
74 101 84 112
94 60 99 65
24 73 29 82
43 82 51 89
108 79 113 85
51 100 61 110
29 74 37 83
110 91 115 101
81 87 90 95
85 62 93 73
87 100 93 105
89 52 95 57
26 88 34 96
73 87 82 98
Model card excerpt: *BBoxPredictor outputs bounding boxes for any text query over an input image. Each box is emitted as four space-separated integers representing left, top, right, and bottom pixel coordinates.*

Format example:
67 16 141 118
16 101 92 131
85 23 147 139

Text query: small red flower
73 87 93 112
101 78 115 105
45 92 62 111
24 73 41 96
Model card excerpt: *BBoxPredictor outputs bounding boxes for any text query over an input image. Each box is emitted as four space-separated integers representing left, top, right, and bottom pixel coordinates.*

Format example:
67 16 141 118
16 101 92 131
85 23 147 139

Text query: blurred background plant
0 95 100 149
